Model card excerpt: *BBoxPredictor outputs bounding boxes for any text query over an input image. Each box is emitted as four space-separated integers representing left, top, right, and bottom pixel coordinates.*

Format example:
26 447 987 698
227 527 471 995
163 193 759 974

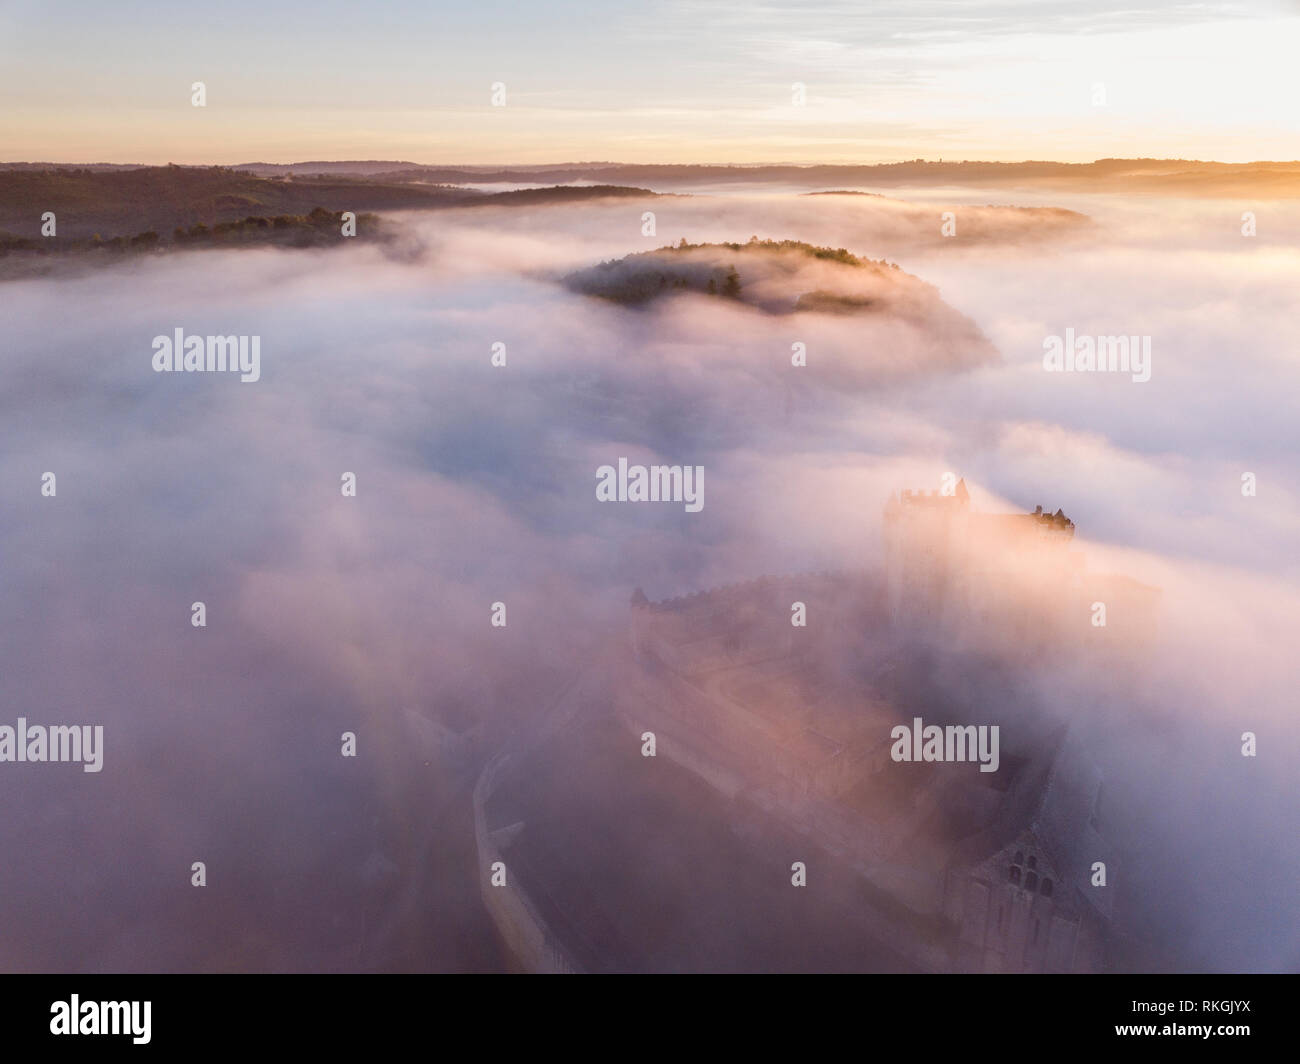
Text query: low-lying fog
2 182 1295 971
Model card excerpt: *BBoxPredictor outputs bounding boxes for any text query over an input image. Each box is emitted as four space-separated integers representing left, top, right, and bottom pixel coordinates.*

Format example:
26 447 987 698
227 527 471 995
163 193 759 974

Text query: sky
2 0 1298 164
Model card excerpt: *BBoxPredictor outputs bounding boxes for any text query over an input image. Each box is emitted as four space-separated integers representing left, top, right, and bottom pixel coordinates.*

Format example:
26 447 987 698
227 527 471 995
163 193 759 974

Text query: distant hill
231 160 428 176
0 162 155 172
0 207 393 281
6 158 1296 197
97 158 1300 198
458 184 661 207
0 165 479 240
0 166 664 243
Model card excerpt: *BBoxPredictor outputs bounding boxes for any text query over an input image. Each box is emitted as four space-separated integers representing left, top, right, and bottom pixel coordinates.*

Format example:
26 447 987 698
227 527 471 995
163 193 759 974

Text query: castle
883 478 1158 660
612 483 1154 971
479 484 1152 972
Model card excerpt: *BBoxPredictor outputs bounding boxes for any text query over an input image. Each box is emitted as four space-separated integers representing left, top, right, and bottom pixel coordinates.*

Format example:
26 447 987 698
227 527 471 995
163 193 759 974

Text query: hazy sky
2 0 1297 164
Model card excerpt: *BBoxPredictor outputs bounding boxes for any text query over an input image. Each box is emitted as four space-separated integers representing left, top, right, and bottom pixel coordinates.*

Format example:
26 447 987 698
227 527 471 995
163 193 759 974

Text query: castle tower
884 481 1080 645
883 479 972 628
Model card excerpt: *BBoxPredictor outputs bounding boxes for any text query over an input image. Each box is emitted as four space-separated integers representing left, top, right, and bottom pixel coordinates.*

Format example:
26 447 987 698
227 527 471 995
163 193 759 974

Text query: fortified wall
472 752 580 974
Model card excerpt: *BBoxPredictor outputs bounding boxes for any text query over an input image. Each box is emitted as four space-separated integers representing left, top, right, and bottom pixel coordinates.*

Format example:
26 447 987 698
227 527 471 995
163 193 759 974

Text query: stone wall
472 751 580 974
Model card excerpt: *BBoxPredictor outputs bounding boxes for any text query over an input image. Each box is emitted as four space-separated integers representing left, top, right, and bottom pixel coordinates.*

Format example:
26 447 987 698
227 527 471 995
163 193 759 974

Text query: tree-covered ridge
564 238 907 310
0 208 388 280
0 164 663 243
663 236 900 270
461 184 658 207
1 208 382 254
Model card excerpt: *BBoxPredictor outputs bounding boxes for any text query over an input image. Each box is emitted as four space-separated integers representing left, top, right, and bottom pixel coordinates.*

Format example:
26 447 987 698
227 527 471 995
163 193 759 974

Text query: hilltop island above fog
565 238 997 356
565 239 907 309
561 238 1000 376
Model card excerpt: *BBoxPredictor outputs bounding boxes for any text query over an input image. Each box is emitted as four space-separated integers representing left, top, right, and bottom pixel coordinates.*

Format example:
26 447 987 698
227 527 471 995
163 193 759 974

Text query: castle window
1014 851 1024 865
1025 871 1039 892
1009 865 1021 885
1041 878 1054 898
1027 855 1037 870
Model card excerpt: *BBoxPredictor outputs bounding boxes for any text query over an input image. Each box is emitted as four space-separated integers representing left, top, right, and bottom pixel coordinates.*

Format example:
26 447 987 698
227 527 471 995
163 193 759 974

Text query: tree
722 265 741 298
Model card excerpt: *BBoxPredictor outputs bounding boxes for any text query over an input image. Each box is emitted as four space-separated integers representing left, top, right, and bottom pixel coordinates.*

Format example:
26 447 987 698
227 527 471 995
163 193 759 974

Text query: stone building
883 479 1159 659
942 727 1114 972
613 484 1138 971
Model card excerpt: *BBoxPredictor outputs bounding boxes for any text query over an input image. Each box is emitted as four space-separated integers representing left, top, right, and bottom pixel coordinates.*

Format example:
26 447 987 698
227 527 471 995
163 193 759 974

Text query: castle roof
948 724 1113 921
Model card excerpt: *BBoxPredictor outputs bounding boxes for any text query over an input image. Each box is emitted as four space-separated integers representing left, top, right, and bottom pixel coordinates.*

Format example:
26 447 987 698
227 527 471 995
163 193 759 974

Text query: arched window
1027 855 1037 870
1014 851 1024 865
1009 865 1021 885
1041 878 1053 898
1025 871 1039 892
